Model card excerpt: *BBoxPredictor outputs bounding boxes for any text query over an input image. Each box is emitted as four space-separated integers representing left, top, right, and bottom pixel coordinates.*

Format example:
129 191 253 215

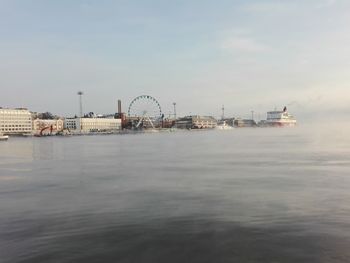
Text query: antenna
77 91 83 118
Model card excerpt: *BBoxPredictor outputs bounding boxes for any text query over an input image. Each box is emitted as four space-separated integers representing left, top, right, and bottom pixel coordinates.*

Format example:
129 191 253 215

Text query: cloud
220 36 268 53
242 2 296 13
316 0 337 8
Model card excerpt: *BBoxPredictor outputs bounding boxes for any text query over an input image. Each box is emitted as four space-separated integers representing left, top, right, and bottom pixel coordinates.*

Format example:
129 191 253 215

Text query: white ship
215 120 234 130
265 107 296 127
0 133 9 141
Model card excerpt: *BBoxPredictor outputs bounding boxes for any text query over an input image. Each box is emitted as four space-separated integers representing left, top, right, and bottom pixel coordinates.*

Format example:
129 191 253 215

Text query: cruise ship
265 107 297 127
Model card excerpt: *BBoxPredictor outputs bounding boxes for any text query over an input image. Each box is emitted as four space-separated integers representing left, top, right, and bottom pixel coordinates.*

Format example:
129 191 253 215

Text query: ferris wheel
128 95 163 128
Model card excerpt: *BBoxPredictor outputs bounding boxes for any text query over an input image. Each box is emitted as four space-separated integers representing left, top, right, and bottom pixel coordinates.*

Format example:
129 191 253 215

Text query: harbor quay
0 95 296 138
0 108 296 138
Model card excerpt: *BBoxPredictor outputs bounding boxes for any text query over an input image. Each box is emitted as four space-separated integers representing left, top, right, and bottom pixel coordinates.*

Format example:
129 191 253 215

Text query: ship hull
266 121 296 127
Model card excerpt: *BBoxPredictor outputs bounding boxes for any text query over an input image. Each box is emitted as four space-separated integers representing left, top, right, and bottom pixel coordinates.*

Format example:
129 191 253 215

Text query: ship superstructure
265 107 296 127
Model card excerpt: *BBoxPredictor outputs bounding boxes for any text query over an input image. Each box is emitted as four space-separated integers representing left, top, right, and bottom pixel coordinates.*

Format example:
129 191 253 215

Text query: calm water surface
1 127 350 262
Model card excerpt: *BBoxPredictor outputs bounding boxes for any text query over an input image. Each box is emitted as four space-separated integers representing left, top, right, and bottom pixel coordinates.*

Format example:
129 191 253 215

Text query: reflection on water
0 138 34 166
1 126 350 262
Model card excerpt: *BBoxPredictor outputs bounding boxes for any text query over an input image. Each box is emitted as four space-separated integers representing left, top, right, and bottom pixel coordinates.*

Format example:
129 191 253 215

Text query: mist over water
1 125 350 263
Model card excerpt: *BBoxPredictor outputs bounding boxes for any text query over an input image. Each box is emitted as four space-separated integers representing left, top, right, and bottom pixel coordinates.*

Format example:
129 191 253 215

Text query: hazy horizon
1 0 350 120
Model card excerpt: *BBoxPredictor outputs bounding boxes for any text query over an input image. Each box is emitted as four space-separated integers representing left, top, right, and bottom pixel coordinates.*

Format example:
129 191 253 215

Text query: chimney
118 100 122 115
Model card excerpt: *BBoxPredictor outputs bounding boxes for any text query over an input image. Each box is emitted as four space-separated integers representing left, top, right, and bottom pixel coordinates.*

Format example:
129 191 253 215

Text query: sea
1 125 350 263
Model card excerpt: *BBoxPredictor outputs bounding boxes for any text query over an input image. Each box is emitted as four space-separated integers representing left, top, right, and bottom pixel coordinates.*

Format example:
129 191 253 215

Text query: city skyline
1 0 350 121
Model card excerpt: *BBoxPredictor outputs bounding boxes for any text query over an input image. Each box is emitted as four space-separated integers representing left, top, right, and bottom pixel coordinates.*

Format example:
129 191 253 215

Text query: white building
0 108 33 135
64 118 78 130
32 119 64 135
176 115 217 129
64 117 122 133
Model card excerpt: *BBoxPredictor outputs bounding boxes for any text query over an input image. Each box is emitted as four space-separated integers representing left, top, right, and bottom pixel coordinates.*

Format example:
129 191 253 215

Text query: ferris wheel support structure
128 95 163 129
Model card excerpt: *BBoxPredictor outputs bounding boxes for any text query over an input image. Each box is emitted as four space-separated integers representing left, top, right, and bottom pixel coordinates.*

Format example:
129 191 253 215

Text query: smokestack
118 100 122 115
77 91 83 118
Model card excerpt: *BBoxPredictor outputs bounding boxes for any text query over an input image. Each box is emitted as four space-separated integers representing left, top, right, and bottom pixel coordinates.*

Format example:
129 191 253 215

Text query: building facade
234 118 257 127
176 116 217 129
32 119 64 135
64 117 122 133
0 108 32 135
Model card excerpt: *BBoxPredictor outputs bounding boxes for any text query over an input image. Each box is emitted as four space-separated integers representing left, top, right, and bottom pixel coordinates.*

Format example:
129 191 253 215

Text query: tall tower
77 91 83 118
118 100 122 115
173 102 177 120
221 105 225 120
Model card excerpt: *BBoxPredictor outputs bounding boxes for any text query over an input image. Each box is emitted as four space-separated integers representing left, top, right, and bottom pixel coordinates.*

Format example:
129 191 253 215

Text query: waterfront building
176 116 217 129
221 118 235 127
234 118 257 127
32 119 64 135
64 118 78 130
64 117 122 133
0 108 32 135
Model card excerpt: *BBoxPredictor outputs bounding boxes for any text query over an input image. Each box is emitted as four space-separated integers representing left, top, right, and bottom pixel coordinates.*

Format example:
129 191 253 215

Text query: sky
1 0 350 120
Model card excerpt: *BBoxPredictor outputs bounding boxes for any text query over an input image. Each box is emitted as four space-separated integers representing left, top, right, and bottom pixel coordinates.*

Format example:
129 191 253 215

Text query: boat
0 134 9 141
265 106 296 127
215 120 234 130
